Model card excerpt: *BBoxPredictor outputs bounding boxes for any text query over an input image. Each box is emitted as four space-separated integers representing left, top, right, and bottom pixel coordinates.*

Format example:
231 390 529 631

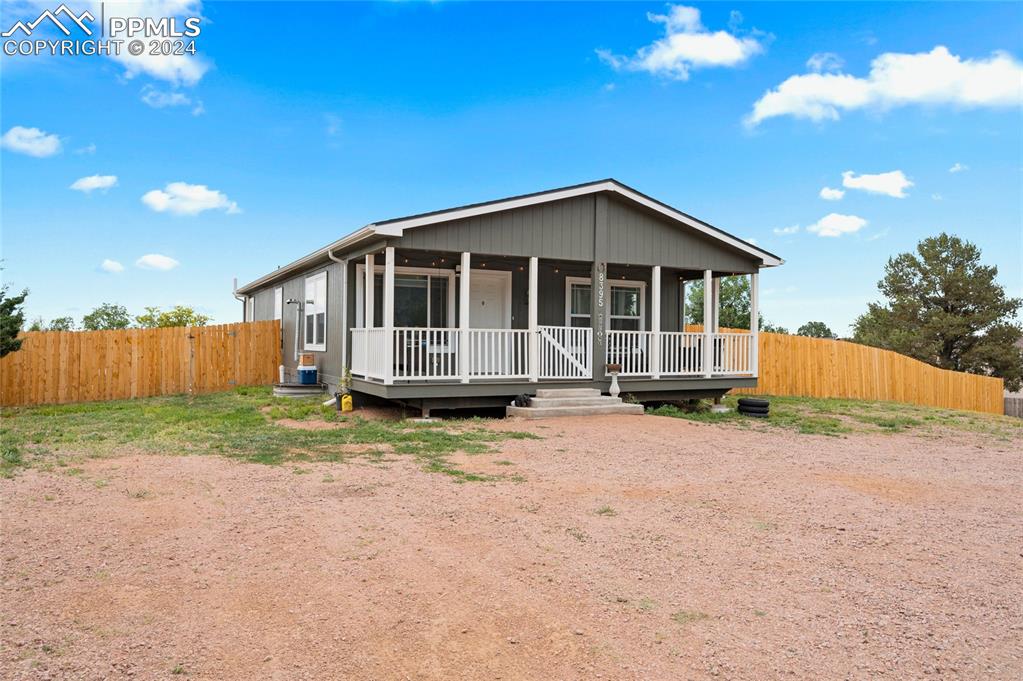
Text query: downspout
326 247 348 372
232 277 246 320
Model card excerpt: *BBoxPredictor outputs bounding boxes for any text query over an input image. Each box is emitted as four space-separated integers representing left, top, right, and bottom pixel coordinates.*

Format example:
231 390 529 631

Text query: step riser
506 404 644 419
534 388 602 398
528 397 622 408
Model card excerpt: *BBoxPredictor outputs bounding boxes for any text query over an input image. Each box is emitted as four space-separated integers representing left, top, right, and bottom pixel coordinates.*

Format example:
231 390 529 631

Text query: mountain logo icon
2 4 95 38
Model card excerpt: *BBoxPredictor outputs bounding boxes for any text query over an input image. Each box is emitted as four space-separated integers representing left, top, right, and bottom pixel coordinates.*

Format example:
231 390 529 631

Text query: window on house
568 282 591 328
273 287 283 321
359 269 451 328
610 286 642 330
566 277 644 330
304 272 327 351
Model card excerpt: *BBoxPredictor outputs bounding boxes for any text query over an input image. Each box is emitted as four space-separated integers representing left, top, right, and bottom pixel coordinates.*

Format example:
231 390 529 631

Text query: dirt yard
2 413 1021 679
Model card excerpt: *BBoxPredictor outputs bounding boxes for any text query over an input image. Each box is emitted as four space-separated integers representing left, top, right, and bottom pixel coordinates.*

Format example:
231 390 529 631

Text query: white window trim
246 296 254 322
304 271 327 352
564 276 646 330
355 264 456 328
273 287 283 321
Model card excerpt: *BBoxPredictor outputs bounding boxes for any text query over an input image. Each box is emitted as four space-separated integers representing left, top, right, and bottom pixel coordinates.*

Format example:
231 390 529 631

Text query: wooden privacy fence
0 321 281 407
686 326 1004 415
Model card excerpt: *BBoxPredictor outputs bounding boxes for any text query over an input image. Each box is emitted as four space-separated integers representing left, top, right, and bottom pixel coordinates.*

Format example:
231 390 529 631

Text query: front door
468 271 510 374
469 272 509 329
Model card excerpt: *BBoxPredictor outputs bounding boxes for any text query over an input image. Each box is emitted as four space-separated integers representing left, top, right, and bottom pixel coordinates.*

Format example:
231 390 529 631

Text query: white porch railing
712 332 753 375
661 331 704 376
351 328 388 380
393 328 460 381
538 326 591 379
352 326 752 382
606 330 650 376
468 329 530 379
606 330 754 377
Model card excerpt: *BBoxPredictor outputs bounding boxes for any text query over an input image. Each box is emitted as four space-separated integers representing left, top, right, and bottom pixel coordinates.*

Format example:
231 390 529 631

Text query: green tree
0 285 28 357
135 305 212 328
797 321 836 339
852 233 1023 391
26 317 44 333
48 316 75 331
686 276 785 332
82 303 131 330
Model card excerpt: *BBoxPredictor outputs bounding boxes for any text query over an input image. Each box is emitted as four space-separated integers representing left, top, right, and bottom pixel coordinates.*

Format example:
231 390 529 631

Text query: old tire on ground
739 410 769 418
737 397 769 408
738 405 769 415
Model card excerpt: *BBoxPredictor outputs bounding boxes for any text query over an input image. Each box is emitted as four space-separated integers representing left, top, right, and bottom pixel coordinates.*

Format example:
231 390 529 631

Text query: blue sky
2 1 1021 334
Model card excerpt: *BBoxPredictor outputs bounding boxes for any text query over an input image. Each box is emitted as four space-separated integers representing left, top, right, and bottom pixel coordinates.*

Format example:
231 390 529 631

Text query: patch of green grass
671 609 709 625
493 459 515 466
595 505 617 516
565 527 588 542
635 597 657 612
647 394 1022 439
171 663 187 675
0 387 539 481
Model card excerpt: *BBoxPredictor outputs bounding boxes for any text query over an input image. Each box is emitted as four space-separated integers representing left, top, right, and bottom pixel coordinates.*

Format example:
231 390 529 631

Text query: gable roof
236 179 782 294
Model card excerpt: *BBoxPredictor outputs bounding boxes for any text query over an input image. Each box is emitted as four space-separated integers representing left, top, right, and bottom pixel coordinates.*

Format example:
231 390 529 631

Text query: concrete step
528 396 623 408
534 388 602 399
506 403 644 419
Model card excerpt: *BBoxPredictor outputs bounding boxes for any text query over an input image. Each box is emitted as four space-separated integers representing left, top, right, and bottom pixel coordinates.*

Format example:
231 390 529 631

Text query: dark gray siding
250 262 346 387
604 197 757 272
390 192 758 273
393 195 596 261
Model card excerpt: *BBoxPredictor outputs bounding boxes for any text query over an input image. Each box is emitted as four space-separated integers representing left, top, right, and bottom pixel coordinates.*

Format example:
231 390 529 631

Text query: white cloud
842 170 913 198
597 4 764 81
141 182 241 215
773 225 800 235
70 174 118 193
74 143 97 155
806 213 868 238
104 1 210 85
806 52 843 73
136 254 180 271
819 186 845 201
747 46 1023 127
948 162 969 173
100 259 125 273
1 126 61 157
932 193 944 201
141 85 205 115
745 236 759 245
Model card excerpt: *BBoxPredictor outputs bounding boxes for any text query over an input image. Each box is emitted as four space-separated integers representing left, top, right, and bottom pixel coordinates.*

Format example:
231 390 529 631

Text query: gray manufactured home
235 179 782 415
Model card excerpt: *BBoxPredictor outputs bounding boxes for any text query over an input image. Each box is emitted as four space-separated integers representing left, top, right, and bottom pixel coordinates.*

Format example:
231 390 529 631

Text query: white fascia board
236 226 383 294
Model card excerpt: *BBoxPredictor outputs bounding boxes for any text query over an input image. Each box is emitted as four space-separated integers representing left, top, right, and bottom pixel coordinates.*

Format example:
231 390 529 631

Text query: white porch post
528 256 539 382
750 271 759 377
711 276 721 332
383 247 395 385
680 279 686 329
702 269 713 378
364 253 374 375
651 266 661 379
459 252 471 383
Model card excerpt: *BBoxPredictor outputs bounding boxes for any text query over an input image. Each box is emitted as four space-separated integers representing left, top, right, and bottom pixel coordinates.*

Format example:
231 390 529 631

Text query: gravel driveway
2 414 1021 679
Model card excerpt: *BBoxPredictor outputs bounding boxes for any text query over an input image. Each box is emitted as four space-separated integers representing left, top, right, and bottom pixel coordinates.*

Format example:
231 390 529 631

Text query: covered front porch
349 247 759 387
